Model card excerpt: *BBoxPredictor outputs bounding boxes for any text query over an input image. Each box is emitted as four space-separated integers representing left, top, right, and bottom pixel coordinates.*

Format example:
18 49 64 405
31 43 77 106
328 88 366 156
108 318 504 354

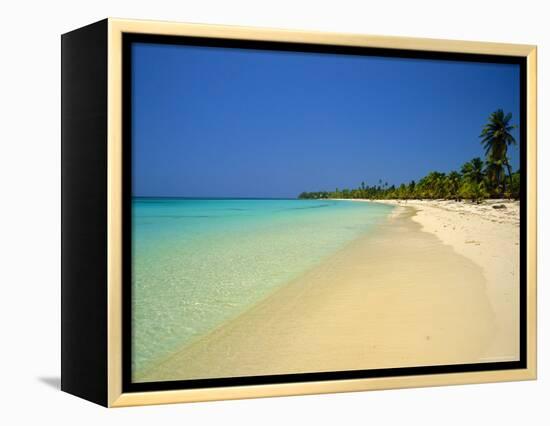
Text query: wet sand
136 206 506 383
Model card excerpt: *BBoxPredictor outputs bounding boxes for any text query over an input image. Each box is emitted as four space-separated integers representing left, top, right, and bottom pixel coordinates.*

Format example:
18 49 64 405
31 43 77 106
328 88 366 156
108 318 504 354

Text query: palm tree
461 158 484 184
408 180 416 198
418 171 446 199
485 158 506 196
480 109 517 191
446 171 462 200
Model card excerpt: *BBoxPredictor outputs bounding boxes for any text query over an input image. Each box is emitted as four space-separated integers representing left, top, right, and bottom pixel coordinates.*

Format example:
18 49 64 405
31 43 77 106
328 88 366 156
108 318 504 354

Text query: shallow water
132 198 393 376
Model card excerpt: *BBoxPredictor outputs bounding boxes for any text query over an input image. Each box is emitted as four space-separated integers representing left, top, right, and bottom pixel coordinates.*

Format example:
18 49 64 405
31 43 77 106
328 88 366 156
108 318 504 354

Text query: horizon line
133 196 301 200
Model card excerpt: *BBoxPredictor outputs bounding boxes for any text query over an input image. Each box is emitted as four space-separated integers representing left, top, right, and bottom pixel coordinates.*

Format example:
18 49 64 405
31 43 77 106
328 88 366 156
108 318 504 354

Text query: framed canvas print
61 18 537 407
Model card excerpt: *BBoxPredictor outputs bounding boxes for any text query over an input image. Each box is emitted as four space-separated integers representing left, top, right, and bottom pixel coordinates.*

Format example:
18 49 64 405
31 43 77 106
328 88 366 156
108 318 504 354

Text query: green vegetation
298 109 520 203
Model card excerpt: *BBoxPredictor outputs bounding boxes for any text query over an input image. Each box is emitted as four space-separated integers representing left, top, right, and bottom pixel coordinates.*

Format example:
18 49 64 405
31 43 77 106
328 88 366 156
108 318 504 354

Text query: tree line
298 109 520 203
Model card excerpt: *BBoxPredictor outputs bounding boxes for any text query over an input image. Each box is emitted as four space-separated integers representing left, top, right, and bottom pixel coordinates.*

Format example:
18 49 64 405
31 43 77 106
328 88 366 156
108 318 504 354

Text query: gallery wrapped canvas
61 18 537 407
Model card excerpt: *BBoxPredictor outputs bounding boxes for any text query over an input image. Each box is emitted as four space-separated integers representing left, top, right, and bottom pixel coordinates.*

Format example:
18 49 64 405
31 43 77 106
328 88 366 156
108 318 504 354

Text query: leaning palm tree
480 109 517 191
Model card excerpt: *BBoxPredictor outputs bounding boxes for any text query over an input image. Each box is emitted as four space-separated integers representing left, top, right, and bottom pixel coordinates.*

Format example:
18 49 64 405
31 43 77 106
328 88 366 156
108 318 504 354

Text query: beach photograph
130 42 521 383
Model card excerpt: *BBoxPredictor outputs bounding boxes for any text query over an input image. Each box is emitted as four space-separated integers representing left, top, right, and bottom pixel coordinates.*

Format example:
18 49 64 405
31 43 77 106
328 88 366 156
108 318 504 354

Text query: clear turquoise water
132 198 393 375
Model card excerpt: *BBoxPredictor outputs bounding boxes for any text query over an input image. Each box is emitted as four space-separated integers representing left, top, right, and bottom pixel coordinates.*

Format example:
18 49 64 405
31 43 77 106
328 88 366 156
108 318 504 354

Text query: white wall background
0 0 546 424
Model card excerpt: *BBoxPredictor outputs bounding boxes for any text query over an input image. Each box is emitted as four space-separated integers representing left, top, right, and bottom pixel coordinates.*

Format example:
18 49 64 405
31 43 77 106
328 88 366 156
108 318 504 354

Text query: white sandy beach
374 199 520 362
136 200 520 382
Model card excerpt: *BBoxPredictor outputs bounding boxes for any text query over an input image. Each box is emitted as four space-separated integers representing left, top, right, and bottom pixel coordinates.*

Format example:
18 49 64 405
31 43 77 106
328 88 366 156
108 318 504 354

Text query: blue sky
132 42 520 198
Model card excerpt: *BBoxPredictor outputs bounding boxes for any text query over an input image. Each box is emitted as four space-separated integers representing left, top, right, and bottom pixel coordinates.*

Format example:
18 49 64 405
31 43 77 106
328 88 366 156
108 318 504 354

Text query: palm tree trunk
505 160 513 198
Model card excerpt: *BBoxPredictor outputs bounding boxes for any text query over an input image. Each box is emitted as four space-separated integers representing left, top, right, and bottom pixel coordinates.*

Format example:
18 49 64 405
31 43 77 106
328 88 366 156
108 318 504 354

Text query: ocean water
132 198 393 376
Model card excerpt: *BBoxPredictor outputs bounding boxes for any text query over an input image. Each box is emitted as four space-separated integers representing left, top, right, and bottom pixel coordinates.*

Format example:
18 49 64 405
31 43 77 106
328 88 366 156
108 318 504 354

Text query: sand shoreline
370 199 520 361
136 201 519 383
